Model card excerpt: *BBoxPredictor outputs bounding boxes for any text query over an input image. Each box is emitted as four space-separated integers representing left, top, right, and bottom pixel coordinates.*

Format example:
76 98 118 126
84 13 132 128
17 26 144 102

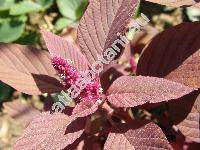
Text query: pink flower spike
52 55 102 104
51 55 80 88
80 79 101 103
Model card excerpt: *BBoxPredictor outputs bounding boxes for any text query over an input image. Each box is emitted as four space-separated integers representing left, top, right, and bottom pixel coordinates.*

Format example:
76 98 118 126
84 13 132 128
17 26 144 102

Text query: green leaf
55 17 74 31
56 0 88 20
10 0 42 15
0 82 13 102
0 15 27 42
36 0 53 11
186 7 200 22
0 0 15 11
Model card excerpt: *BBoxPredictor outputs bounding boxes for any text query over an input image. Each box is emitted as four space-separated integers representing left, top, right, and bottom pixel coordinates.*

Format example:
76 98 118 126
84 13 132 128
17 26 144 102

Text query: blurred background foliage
0 0 200 149
0 0 88 44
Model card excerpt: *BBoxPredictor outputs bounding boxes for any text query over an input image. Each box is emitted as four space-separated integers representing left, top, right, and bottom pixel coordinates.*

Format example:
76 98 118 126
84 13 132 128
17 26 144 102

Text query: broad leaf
10 1 42 15
104 122 172 150
36 0 53 11
77 0 138 65
14 112 85 150
107 76 195 107
56 0 88 20
41 29 89 71
0 43 64 95
146 0 200 8
137 22 200 88
168 90 200 143
0 0 14 11
55 17 74 31
186 7 200 22
72 100 101 118
0 15 26 43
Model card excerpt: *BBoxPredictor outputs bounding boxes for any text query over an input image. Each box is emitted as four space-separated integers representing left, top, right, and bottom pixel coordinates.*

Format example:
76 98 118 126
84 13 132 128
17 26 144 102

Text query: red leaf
72 100 102 118
107 76 195 107
145 0 200 7
41 29 89 71
137 22 200 88
3 101 40 127
14 112 85 150
77 0 138 65
168 90 200 143
104 122 173 150
0 44 63 95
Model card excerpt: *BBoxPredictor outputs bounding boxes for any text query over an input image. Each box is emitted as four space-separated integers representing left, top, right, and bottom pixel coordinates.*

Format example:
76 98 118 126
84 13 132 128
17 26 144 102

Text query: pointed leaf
137 22 200 88
104 122 172 150
14 112 85 150
107 76 195 107
168 90 200 143
0 43 64 95
77 0 138 65
41 29 89 71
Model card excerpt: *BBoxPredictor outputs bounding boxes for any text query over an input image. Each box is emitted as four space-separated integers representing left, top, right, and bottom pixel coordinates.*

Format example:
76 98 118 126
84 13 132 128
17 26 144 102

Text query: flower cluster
52 55 80 87
81 79 101 103
52 55 101 103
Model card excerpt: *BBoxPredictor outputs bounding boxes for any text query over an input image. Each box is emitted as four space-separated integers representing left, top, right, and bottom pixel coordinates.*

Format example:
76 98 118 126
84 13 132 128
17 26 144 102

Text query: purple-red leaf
107 76 195 107
137 22 200 88
168 90 200 143
14 112 85 150
104 122 173 150
77 0 138 65
0 44 63 95
72 100 102 118
41 29 89 72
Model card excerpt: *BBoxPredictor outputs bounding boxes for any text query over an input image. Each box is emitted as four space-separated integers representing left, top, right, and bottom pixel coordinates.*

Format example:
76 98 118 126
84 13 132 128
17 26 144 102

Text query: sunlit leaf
10 0 42 15
78 0 138 65
186 7 200 22
36 0 53 10
0 43 64 95
41 29 89 72
0 15 27 42
107 76 195 108
104 122 173 150
137 22 200 88
57 0 88 20
55 17 74 31
0 0 14 11
14 112 85 149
